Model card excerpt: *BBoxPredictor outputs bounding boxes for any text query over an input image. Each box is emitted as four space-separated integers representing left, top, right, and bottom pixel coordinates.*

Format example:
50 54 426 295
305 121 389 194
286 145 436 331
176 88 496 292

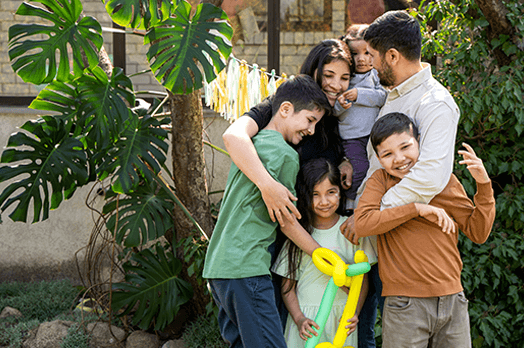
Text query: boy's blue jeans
209 276 287 348
358 263 385 348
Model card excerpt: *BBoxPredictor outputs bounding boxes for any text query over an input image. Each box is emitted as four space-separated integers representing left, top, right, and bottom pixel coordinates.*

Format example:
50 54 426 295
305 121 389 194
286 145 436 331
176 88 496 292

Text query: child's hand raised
297 317 320 341
458 143 490 184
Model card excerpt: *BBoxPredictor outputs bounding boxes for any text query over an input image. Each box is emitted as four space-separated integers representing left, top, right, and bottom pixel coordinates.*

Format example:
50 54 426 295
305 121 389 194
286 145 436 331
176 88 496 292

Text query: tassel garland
204 55 289 123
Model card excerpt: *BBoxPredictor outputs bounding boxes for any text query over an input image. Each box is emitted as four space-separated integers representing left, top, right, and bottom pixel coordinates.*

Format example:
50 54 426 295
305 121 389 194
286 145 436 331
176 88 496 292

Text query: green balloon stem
305 278 337 348
345 262 371 276
305 262 371 348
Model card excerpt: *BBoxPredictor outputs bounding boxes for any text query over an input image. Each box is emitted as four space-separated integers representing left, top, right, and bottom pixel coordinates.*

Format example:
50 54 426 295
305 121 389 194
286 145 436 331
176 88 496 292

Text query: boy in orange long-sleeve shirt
355 112 496 348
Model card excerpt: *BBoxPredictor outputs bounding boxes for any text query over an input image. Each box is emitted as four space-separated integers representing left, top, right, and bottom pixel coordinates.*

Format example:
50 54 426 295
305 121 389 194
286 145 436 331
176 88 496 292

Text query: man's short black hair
370 112 419 153
272 74 332 118
364 10 421 61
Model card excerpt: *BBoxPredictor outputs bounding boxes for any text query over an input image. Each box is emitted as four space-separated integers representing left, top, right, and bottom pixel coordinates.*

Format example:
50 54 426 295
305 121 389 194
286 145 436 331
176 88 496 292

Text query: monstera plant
1 0 232 331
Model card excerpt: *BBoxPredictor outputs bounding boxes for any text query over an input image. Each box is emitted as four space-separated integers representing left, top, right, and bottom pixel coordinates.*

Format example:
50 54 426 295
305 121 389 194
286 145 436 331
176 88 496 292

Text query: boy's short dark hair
370 112 419 153
364 10 421 62
271 74 332 118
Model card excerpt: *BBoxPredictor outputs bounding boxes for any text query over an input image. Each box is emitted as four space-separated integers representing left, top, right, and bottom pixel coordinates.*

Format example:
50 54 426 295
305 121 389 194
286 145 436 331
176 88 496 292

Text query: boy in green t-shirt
203 75 332 348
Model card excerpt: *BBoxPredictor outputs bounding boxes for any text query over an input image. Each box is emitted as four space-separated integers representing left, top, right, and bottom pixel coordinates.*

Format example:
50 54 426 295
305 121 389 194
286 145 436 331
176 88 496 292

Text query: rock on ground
126 330 160 348
162 340 186 348
0 306 23 319
22 320 74 348
87 322 126 348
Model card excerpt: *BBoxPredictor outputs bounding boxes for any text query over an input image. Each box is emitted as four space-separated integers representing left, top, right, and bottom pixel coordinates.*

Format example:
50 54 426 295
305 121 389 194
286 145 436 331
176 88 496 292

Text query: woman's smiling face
319 60 351 106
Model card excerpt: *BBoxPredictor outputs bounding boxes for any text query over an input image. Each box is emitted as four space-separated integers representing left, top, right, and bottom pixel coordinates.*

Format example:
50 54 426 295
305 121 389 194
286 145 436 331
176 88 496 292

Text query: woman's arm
223 115 301 226
281 278 320 340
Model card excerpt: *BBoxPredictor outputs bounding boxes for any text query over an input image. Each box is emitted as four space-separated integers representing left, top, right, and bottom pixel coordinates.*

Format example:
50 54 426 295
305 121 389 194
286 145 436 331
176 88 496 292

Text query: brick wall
1 0 348 98
233 0 347 76
0 0 164 99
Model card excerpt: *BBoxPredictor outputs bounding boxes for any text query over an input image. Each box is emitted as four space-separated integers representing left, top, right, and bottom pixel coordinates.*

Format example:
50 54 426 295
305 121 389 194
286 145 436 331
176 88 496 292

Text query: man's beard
378 61 395 88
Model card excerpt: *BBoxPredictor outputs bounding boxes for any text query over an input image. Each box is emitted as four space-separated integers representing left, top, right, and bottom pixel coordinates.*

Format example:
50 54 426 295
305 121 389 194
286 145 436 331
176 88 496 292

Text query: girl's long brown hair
282 158 345 294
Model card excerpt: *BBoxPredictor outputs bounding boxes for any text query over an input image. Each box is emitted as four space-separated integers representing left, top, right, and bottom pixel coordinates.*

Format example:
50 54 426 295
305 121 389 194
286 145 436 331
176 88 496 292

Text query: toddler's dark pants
342 136 370 200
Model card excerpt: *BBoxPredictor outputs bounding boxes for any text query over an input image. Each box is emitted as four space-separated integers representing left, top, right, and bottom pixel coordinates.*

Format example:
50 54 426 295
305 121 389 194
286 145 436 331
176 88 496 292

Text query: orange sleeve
355 170 419 238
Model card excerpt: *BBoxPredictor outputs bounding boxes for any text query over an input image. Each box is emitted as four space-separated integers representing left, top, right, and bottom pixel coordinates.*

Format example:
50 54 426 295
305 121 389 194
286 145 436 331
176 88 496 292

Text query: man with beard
360 10 460 209
340 10 460 348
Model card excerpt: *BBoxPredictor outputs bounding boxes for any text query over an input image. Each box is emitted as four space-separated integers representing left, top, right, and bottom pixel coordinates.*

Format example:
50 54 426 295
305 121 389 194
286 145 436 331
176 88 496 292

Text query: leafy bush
111 243 193 330
2 0 234 328
0 279 85 347
60 324 91 348
182 315 228 348
417 1 524 347
0 280 80 321
0 319 39 348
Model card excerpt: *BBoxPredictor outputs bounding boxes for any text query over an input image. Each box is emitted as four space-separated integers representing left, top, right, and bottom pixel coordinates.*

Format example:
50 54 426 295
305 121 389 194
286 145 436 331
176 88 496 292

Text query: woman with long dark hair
223 39 355 226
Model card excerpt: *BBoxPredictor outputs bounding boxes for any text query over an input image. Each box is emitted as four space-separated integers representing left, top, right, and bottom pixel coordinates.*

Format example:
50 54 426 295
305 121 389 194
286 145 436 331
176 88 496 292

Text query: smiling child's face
349 40 373 74
376 130 420 179
312 176 340 223
283 107 324 145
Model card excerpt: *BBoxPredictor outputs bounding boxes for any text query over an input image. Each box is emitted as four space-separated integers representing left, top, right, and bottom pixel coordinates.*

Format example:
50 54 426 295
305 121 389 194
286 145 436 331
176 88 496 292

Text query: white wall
0 106 231 283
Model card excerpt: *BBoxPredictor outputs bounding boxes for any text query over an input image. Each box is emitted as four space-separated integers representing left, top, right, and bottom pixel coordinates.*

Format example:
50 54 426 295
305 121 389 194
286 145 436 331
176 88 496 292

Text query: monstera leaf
112 244 193 330
29 67 135 152
0 117 88 223
145 1 233 94
8 0 103 85
29 80 80 126
97 113 169 194
103 179 174 247
104 0 174 29
76 66 135 150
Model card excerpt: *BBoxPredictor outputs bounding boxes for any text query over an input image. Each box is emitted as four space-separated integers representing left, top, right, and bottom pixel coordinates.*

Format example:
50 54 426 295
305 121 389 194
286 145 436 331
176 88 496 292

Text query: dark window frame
2 6 282 105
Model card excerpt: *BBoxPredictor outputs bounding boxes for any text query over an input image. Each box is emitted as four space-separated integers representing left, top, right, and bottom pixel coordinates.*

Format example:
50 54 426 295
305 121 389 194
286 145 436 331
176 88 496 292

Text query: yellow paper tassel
217 69 228 116
260 67 269 100
212 75 220 113
275 72 287 89
237 61 250 120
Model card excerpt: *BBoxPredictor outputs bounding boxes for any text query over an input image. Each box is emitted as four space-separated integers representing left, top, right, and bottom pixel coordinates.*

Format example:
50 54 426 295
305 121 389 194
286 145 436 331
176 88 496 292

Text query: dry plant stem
108 195 120 339
76 181 128 336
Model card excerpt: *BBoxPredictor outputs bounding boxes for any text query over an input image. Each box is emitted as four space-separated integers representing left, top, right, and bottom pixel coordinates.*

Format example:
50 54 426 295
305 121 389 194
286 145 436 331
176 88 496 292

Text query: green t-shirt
203 130 299 279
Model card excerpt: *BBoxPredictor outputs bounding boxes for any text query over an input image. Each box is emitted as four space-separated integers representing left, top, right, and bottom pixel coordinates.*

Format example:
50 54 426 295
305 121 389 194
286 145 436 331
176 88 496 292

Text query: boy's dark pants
209 276 287 348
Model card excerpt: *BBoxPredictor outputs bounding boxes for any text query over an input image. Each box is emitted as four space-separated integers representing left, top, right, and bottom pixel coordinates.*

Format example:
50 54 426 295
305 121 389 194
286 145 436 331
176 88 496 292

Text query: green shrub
417 1 524 347
0 280 83 347
182 315 228 348
0 280 80 322
0 319 39 348
61 324 91 348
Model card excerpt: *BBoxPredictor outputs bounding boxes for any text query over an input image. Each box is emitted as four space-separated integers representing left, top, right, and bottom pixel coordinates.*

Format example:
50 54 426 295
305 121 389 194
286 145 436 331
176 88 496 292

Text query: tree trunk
474 0 513 35
472 0 517 65
168 89 215 316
